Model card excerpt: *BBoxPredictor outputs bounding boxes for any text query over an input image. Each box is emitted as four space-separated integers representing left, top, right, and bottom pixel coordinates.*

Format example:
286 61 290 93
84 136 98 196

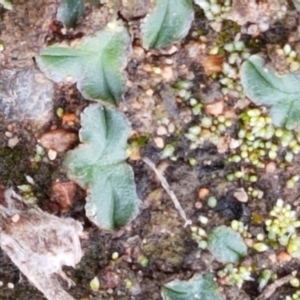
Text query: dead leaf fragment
277 251 292 264
200 55 223 76
51 181 77 211
38 129 78 152
0 188 83 300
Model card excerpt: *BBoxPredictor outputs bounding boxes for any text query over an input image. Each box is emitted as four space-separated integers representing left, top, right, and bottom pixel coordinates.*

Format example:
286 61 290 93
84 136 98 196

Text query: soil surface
1 1 300 300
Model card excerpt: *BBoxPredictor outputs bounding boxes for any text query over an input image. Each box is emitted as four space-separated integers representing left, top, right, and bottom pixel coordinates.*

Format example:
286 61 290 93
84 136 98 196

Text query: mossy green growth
217 264 253 288
0 146 32 184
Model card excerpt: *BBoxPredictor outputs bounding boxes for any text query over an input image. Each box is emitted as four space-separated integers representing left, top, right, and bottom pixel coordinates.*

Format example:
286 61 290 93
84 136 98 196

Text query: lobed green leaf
36 25 131 105
64 104 140 230
57 0 85 28
161 273 223 300
141 0 194 49
241 55 300 129
207 226 247 263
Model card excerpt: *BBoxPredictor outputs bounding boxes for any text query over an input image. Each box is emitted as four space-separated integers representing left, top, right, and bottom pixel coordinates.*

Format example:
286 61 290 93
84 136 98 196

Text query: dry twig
255 274 294 300
143 157 192 227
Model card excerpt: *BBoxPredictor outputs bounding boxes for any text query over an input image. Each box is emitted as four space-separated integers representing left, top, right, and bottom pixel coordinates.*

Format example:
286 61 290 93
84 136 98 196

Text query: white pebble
154 137 164 149
156 126 168 136
198 215 209 225
168 123 175 134
48 149 57 160
5 131 13 138
7 282 14 289
8 136 19 148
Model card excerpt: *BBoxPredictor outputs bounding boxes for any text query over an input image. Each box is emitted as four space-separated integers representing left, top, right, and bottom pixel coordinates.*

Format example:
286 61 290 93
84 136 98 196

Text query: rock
8 136 19 148
120 0 150 20
161 66 175 82
198 187 209 200
229 138 242 149
233 188 249 203
265 162 277 173
48 149 57 161
62 113 77 126
205 100 224 116
0 67 54 125
277 251 292 263
51 181 77 210
153 137 164 149
38 129 78 152
156 126 168 136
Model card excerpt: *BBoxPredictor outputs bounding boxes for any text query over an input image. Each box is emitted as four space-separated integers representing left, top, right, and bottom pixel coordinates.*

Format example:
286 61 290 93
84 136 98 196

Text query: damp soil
1 1 300 300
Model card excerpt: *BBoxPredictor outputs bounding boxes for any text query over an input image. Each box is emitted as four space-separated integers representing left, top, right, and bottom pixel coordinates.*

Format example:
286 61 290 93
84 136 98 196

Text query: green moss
0 146 31 183
216 20 241 50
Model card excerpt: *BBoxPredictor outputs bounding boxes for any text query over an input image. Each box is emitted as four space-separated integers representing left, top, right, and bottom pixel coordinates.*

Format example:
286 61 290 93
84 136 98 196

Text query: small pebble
161 66 174 81
156 126 168 136
112 252 119 260
153 137 164 149
194 201 203 209
7 283 14 289
229 138 241 149
25 175 35 185
277 251 292 264
153 67 161 75
167 123 175 134
205 101 224 116
145 89 154 97
62 113 77 125
244 238 254 248
48 149 57 160
164 58 173 65
233 188 248 203
11 214 20 223
5 131 13 138
167 45 178 55
265 162 276 173
198 187 209 200
8 136 19 148
198 215 209 225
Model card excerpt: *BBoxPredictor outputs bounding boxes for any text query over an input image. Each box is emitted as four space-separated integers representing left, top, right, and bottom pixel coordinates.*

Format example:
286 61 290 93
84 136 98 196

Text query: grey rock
0 67 54 124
